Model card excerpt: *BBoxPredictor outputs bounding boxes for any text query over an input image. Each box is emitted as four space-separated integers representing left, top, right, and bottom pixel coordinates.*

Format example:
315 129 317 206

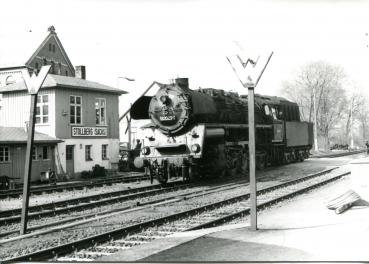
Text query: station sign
72 126 107 137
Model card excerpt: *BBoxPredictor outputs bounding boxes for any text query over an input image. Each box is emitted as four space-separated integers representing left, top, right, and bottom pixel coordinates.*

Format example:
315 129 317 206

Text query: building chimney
75 66 86 79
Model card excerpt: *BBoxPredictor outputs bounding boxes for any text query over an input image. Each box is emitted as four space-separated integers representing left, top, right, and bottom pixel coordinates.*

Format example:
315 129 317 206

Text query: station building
0 26 126 181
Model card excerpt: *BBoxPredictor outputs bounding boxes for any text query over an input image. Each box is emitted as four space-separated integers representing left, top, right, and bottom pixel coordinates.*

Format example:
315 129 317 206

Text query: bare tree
355 94 369 145
344 93 363 145
282 61 348 150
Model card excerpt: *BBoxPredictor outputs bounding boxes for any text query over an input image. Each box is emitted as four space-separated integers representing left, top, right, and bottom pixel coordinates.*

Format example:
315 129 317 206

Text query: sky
1 0 369 107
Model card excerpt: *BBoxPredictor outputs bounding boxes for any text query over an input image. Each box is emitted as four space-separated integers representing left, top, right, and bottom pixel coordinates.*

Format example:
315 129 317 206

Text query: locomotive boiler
131 78 313 184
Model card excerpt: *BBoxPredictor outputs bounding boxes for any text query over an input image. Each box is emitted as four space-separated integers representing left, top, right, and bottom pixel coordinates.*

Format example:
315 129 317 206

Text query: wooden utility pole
127 115 132 150
20 65 50 235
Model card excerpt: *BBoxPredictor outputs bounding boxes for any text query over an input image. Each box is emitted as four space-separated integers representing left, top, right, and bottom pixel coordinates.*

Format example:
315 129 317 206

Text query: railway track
1 167 346 262
0 179 247 237
0 181 188 226
0 173 147 199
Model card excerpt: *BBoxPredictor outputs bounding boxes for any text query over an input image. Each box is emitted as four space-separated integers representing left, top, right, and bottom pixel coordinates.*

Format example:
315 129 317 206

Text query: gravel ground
0 166 350 260
0 180 156 210
0 185 213 235
0 153 362 261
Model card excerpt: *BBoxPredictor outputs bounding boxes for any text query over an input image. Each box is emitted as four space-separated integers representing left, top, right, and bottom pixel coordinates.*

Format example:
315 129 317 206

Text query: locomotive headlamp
191 144 201 153
142 146 151 156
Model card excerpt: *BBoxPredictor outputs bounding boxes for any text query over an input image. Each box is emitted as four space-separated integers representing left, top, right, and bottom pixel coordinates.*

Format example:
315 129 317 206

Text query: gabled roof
0 74 127 95
0 26 75 75
0 127 63 144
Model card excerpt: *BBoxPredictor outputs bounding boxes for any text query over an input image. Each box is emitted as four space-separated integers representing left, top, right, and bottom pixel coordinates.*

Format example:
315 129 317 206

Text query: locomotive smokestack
175 78 189 89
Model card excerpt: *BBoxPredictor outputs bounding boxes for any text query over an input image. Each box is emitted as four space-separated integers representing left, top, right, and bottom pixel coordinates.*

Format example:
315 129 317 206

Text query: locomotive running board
203 123 272 129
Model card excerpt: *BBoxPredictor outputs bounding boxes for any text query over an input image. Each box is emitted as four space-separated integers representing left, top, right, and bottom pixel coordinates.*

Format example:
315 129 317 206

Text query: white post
313 86 319 151
350 98 354 149
248 84 257 230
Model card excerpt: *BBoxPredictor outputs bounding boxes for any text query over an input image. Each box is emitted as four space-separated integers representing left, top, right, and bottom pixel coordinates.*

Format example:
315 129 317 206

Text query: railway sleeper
112 240 148 246
76 251 112 257
95 245 126 251
90 246 120 254
159 226 187 231
129 234 161 240
57 257 93 262
151 230 174 236
169 224 191 230
191 215 216 221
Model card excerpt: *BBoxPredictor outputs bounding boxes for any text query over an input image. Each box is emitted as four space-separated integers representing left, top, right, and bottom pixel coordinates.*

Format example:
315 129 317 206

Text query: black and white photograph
1 0 369 262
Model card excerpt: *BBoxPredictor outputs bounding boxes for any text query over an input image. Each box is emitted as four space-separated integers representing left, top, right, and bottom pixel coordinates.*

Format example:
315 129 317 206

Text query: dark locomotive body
131 78 313 184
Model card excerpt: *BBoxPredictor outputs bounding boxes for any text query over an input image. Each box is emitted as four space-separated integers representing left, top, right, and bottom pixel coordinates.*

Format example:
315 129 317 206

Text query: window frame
42 146 50 160
0 146 10 163
95 98 107 126
102 144 108 160
32 146 37 160
85 145 92 161
36 94 49 124
70 95 83 125
5 75 15 85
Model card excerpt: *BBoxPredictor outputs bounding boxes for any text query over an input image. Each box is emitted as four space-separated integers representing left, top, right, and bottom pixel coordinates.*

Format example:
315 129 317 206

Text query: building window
52 44 56 53
95 98 106 125
42 146 49 160
58 62 62 75
32 146 37 160
43 58 47 65
49 43 52 51
70 95 82 124
51 61 55 74
0 146 10 162
85 145 92 161
35 62 39 73
36 95 49 124
5 75 15 85
65 70 68 76
102 144 108 160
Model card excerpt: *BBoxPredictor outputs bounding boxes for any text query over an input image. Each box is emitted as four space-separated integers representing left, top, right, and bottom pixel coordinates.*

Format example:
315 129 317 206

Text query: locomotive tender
131 78 313 184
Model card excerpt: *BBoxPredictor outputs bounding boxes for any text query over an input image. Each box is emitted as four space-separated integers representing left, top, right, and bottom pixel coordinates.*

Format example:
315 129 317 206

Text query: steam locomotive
131 78 313 184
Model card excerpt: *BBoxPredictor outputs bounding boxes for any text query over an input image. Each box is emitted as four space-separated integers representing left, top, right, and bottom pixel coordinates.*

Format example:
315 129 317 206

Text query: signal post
20 65 51 235
227 51 273 230
247 82 257 229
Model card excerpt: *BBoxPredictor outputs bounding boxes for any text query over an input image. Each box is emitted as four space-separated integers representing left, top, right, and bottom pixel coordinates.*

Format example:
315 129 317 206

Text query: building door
66 145 74 175
12 146 25 182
